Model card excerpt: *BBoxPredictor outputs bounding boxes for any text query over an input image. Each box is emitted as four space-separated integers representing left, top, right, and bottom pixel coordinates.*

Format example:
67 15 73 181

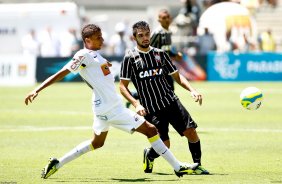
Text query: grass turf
0 82 281 184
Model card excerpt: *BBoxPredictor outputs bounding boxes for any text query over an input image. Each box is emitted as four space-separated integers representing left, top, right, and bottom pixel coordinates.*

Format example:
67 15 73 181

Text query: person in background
258 29 276 52
38 26 60 57
197 27 217 55
109 22 128 57
21 29 40 57
150 9 184 91
60 28 80 57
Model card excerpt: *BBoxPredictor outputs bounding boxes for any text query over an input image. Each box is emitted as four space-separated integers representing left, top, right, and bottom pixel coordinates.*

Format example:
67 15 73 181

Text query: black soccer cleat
174 163 199 177
143 148 154 173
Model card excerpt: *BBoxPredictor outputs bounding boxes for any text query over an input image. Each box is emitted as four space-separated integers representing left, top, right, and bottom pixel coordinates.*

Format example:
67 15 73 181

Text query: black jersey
120 47 179 114
150 26 176 57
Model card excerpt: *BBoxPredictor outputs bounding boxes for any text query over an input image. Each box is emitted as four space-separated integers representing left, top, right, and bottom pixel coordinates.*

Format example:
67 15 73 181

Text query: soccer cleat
143 148 154 173
41 158 59 179
193 165 210 175
174 163 199 177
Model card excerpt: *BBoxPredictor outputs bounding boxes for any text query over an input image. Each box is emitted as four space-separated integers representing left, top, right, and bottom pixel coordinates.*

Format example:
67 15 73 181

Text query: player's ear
132 35 137 41
85 37 90 43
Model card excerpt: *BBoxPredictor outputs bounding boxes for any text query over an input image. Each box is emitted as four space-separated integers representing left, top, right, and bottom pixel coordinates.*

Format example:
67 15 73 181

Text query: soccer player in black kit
150 9 183 91
119 21 209 175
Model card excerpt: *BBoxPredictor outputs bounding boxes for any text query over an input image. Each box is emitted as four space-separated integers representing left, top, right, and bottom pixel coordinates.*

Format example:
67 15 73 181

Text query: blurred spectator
258 29 276 52
151 9 184 89
242 33 256 52
173 12 196 37
266 0 277 8
60 28 80 57
109 22 128 56
223 30 239 52
240 0 260 16
21 29 40 57
38 26 60 57
179 0 202 27
196 27 217 55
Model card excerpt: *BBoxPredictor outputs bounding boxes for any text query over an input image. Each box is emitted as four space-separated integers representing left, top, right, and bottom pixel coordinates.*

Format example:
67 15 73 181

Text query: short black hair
81 24 101 42
132 21 150 37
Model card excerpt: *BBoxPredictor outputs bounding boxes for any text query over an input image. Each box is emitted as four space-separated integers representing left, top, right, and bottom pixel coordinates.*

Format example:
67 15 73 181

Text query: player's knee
91 141 104 149
146 125 158 137
183 128 199 140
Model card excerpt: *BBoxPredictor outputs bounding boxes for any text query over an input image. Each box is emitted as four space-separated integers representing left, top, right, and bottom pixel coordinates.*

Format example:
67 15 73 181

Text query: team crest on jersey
101 62 111 76
139 68 163 78
154 52 161 63
70 56 86 70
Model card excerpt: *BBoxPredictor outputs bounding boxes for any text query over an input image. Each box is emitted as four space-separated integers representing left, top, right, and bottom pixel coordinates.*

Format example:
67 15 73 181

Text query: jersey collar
134 46 153 53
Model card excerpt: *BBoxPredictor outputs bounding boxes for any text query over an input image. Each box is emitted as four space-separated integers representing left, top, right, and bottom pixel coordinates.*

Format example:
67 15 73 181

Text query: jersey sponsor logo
101 62 111 76
139 68 163 78
70 56 85 70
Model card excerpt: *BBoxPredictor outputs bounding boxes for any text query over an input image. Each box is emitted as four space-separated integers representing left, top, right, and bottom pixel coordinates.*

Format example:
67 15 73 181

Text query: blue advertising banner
36 56 123 82
207 52 282 81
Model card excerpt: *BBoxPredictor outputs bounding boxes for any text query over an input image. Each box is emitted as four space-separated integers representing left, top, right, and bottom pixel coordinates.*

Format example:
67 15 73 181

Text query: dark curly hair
132 21 150 37
81 24 101 42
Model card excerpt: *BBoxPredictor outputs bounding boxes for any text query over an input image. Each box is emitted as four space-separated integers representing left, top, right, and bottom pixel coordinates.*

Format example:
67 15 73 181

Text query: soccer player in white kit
24 24 199 179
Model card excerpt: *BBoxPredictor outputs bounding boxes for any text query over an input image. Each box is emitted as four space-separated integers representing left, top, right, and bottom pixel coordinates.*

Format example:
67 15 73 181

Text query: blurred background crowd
1 0 280 57
0 0 281 85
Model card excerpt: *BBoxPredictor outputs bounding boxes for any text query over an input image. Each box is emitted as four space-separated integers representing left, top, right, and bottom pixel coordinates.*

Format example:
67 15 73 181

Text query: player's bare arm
171 72 202 105
119 79 147 116
25 68 70 105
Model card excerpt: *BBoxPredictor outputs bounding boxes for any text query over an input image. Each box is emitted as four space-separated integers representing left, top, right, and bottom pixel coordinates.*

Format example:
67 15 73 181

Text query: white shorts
93 104 145 135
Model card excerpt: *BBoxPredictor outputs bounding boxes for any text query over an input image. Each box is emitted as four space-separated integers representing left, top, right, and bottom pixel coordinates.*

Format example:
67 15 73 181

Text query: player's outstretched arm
24 68 70 105
119 79 147 116
171 72 202 105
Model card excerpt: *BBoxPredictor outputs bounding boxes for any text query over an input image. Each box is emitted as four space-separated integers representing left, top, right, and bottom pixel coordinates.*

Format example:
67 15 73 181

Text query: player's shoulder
124 48 136 58
152 26 167 34
151 47 164 53
152 26 162 33
73 49 89 57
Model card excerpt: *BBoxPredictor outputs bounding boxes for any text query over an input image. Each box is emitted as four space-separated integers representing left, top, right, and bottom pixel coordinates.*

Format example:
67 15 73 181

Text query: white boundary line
0 126 281 133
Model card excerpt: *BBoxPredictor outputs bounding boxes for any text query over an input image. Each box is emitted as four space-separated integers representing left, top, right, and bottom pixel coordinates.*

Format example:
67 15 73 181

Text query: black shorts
145 99 197 141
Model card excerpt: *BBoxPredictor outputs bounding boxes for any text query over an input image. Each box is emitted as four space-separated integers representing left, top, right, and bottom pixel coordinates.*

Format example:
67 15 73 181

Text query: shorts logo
101 63 111 76
139 68 163 78
134 114 139 122
96 115 108 121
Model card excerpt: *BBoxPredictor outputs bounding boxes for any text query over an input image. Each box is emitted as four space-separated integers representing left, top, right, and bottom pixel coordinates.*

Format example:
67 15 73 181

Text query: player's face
85 31 104 50
134 28 150 49
159 12 171 29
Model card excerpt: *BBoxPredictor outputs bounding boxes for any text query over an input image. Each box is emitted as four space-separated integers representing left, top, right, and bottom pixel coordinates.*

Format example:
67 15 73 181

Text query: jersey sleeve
64 50 89 74
120 54 132 80
150 32 160 48
163 51 177 75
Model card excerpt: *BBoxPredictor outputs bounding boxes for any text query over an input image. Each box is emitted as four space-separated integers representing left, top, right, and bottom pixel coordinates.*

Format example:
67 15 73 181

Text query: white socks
148 135 181 171
55 135 181 172
56 140 94 169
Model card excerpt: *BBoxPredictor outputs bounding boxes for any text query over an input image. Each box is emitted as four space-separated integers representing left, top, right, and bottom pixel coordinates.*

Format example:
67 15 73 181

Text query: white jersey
64 48 123 114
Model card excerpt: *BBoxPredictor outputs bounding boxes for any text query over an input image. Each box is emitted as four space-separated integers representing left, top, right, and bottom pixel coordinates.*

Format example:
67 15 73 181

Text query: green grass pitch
0 82 281 184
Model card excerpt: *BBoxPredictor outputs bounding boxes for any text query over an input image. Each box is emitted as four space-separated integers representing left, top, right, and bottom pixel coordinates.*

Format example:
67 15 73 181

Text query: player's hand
135 104 147 116
190 90 202 105
25 91 38 105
